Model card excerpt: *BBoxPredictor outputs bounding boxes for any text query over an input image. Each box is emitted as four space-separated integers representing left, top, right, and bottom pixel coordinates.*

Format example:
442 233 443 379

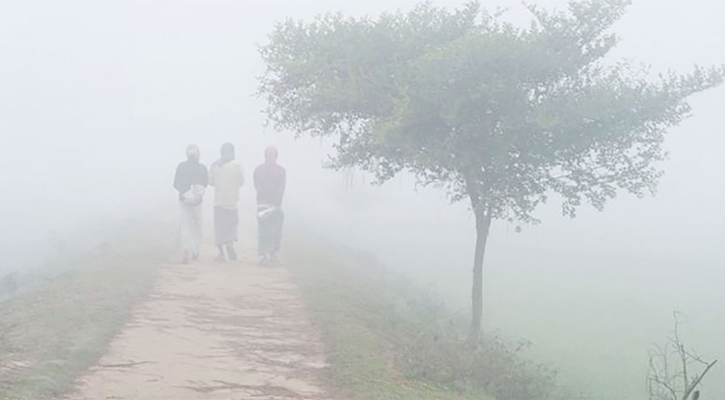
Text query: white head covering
186 144 200 160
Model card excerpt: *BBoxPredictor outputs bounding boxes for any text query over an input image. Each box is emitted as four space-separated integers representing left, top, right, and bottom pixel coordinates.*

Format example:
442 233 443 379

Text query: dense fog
1 1 723 398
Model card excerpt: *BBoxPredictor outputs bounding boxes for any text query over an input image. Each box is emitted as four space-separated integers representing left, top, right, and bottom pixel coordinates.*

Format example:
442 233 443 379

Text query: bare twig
647 314 717 400
682 360 717 400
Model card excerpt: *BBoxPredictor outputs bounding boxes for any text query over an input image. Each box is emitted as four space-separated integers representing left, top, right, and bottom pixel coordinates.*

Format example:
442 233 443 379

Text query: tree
258 0 725 344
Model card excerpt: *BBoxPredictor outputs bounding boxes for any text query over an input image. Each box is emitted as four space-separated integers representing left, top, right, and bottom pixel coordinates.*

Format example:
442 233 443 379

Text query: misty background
1 1 723 398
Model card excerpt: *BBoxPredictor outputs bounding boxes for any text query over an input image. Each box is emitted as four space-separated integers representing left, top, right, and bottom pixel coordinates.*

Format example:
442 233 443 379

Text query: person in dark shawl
253 145 286 265
173 144 208 263
209 143 244 261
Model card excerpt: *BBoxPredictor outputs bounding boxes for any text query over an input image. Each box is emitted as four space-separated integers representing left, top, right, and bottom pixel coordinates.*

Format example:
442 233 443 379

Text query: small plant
647 313 717 400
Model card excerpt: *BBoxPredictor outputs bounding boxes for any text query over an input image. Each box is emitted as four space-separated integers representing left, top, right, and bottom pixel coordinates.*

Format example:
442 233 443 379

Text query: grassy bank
0 229 169 400
285 237 556 400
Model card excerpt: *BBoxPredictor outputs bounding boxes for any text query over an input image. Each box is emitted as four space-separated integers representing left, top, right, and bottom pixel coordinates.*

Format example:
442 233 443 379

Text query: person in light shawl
209 143 245 261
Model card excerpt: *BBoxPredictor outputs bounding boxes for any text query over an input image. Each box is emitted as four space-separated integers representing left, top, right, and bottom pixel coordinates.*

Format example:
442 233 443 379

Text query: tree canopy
259 0 725 341
261 0 722 223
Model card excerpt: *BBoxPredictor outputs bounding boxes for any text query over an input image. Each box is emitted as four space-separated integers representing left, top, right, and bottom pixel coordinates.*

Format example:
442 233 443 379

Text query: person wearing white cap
173 144 208 263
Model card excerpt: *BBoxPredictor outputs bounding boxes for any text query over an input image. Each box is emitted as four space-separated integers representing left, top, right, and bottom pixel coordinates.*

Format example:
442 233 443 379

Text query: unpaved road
63 244 332 400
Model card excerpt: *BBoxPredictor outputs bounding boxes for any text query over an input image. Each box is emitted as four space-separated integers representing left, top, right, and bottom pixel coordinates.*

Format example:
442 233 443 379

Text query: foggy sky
1 1 723 398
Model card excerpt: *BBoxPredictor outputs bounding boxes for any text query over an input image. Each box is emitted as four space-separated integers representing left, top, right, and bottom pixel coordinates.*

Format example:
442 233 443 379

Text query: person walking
209 143 244 261
253 145 286 265
173 144 208 264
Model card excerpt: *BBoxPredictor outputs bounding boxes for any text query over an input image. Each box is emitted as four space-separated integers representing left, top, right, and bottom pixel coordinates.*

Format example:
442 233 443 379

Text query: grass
285 236 556 400
0 228 169 400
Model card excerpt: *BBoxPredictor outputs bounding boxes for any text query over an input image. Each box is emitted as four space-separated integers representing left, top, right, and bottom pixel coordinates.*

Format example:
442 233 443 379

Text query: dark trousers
258 208 284 256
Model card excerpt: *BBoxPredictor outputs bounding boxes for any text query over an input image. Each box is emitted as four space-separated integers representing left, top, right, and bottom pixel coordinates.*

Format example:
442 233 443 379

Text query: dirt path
62 244 332 400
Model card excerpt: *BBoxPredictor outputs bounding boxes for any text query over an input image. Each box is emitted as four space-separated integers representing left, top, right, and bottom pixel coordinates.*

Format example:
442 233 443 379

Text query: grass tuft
285 237 556 400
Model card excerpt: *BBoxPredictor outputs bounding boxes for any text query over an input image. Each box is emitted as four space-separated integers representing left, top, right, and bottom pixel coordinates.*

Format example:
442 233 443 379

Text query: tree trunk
467 203 493 347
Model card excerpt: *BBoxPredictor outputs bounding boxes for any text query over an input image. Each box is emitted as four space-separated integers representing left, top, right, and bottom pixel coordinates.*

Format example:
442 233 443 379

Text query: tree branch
682 360 717 400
